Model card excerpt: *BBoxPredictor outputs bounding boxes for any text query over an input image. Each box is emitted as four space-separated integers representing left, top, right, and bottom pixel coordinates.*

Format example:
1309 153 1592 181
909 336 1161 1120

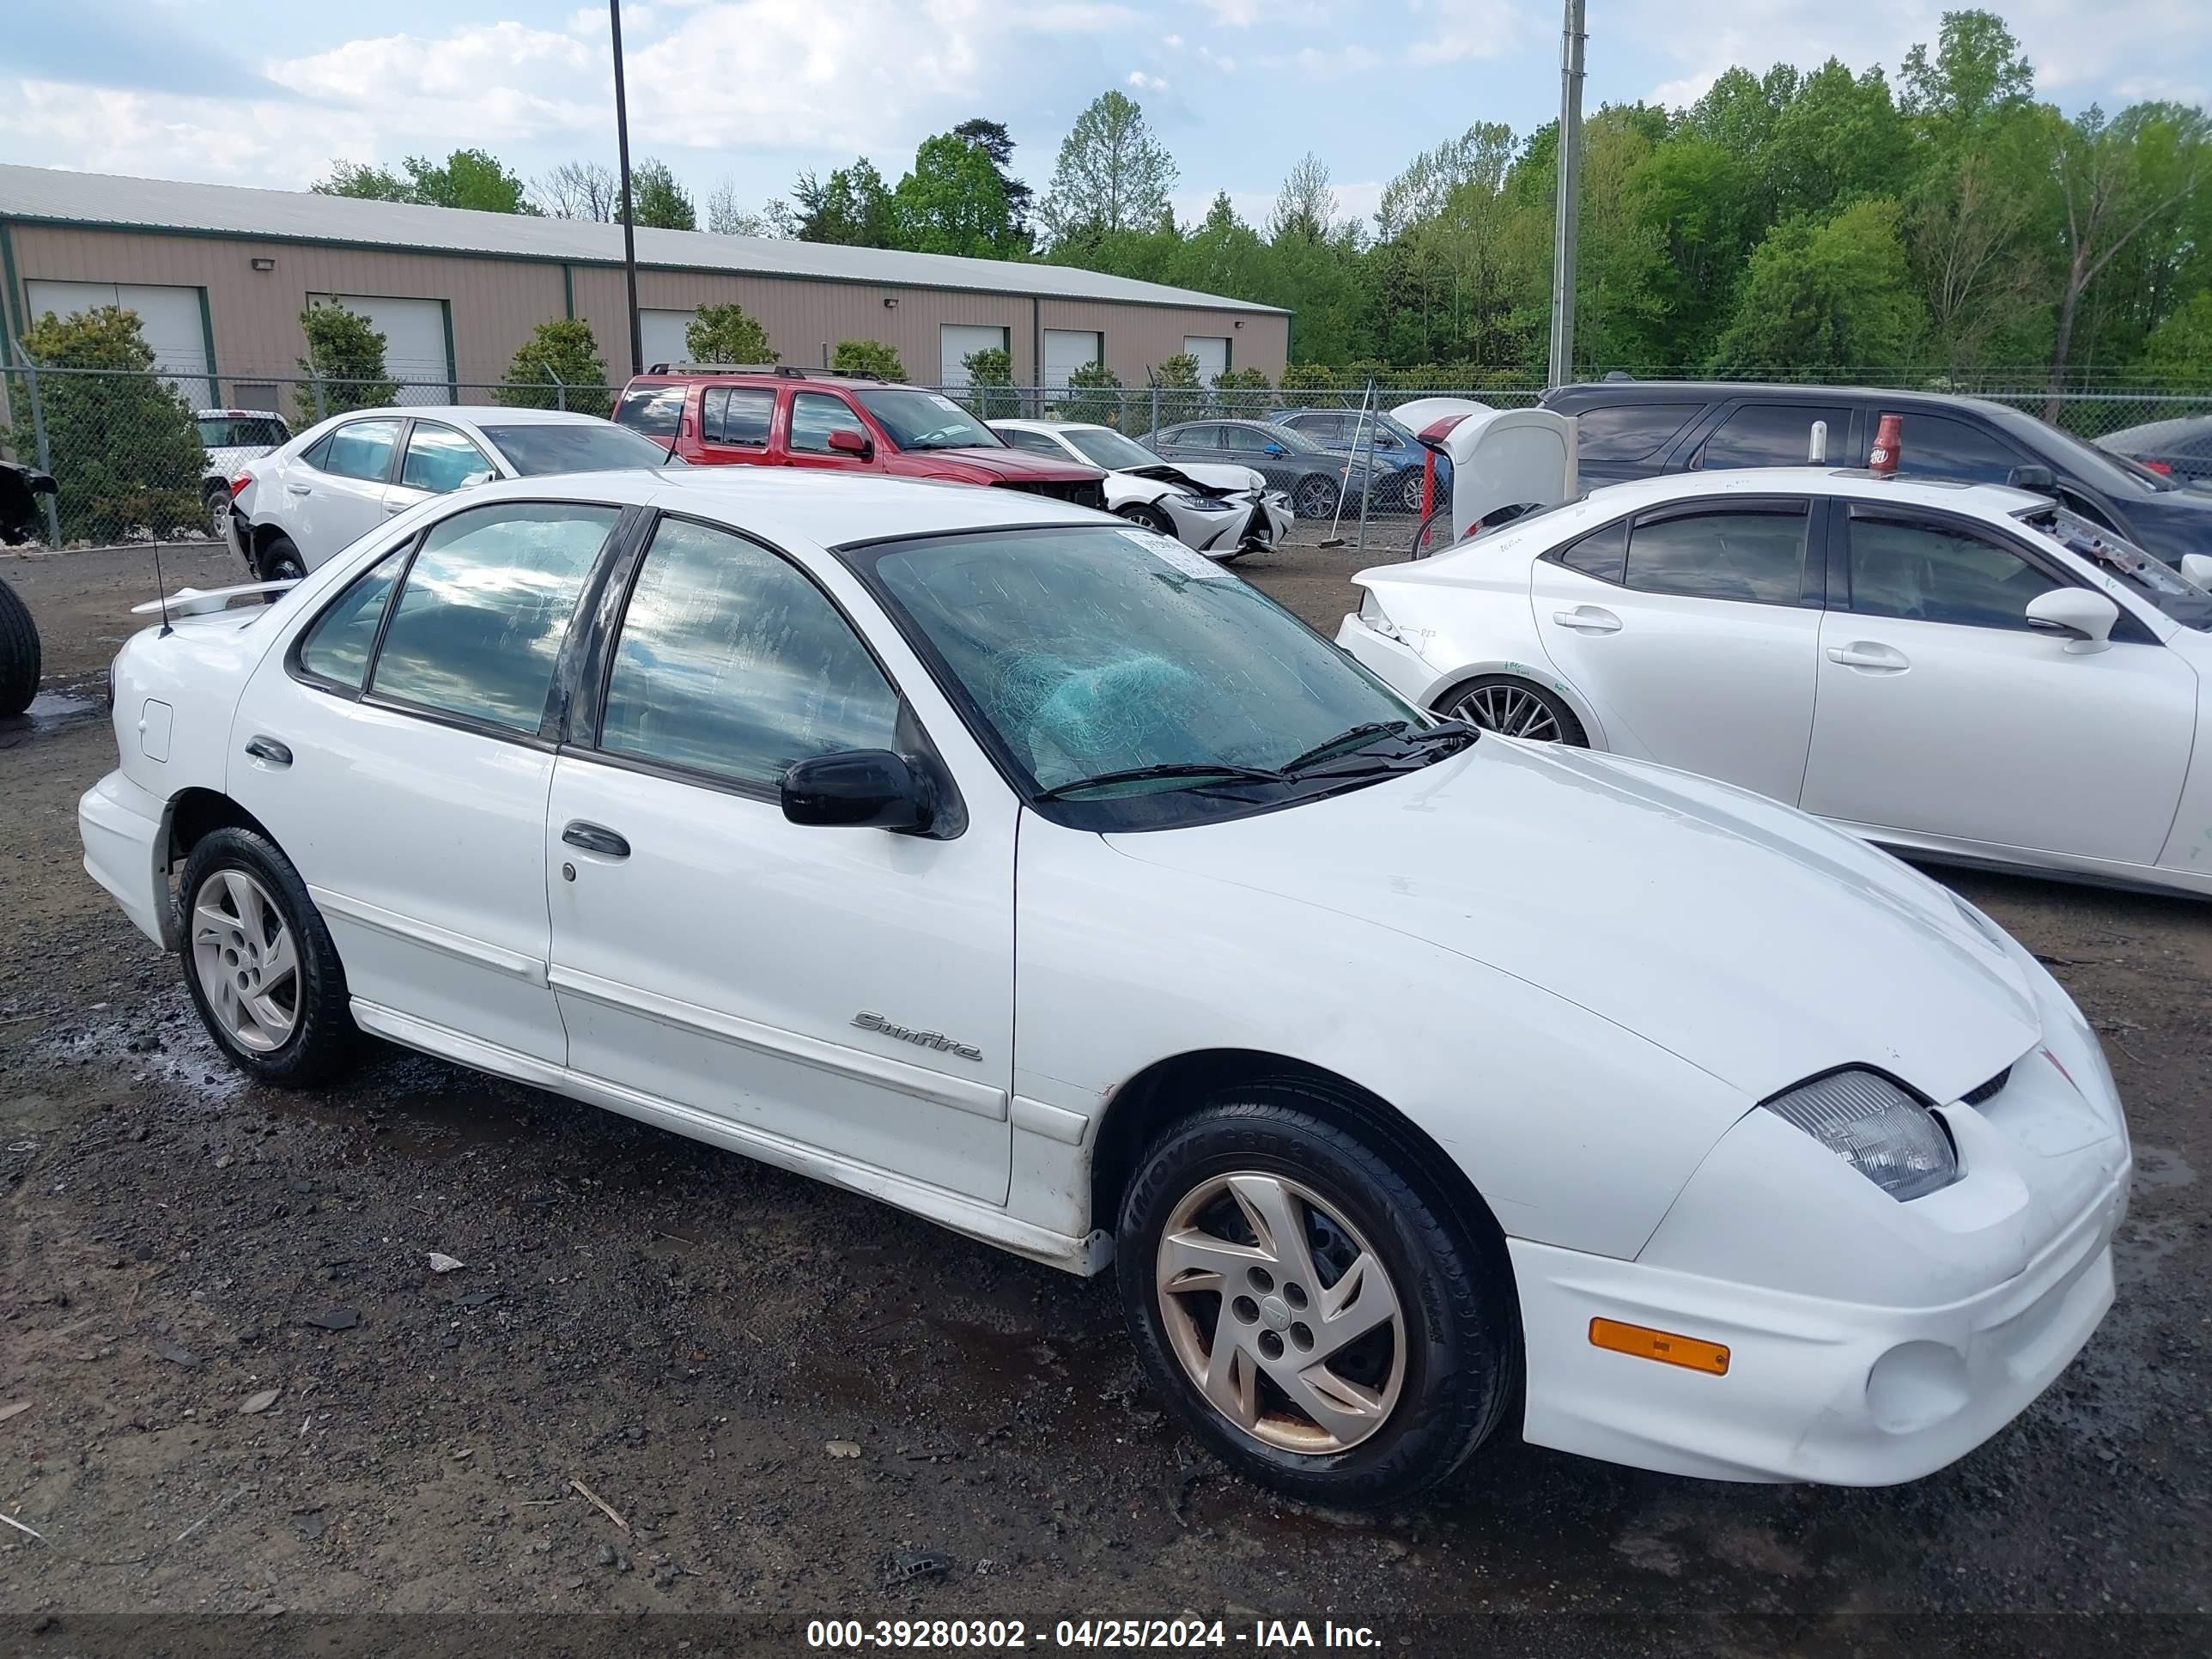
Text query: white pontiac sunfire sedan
82 468 2130 1504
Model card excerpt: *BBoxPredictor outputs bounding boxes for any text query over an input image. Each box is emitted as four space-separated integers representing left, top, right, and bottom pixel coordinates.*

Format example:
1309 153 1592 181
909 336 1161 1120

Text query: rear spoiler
131 580 297 617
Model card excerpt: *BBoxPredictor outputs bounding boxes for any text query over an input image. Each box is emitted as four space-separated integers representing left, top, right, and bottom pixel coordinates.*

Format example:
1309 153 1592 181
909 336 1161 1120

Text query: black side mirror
2007 464 2057 495
781 750 934 833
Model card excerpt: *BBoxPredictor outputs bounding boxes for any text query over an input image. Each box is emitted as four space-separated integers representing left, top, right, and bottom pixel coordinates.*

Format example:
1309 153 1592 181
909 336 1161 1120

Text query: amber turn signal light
1589 1317 1730 1376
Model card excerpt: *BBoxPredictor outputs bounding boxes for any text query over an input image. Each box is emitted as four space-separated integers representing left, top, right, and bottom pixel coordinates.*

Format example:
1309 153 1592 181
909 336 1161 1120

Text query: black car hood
2118 485 2212 563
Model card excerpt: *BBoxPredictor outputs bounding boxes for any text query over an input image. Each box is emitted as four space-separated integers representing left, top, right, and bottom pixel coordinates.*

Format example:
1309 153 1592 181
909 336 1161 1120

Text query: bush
1060 361 1126 428
685 303 773 366
1151 352 1206 426
495 319 611 416
298 304 398 422
961 345 1018 419
1212 366 1273 419
831 338 907 380
9 306 205 544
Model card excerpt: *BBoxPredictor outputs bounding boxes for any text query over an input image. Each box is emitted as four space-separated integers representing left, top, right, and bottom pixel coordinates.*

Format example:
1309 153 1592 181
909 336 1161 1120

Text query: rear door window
295 547 408 690
1698 404 1853 468
319 419 403 483
368 502 621 733
1626 504 1811 605
702 386 775 448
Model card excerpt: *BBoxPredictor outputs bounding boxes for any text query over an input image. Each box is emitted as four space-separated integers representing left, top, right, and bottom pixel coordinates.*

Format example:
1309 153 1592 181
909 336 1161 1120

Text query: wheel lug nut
1231 1295 1260 1325
1291 1322 1315 1352
1258 1330 1284 1360
1283 1282 1309 1311
1248 1267 1274 1292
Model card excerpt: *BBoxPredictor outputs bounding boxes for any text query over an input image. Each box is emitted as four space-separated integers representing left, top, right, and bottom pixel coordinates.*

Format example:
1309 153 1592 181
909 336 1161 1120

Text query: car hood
1105 739 2039 1104
2124 484 2212 559
902 447 1102 484
1121 461 1263 496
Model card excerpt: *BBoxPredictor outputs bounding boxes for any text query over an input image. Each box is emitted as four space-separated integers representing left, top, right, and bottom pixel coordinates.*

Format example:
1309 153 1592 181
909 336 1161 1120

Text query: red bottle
1869 411 1904 477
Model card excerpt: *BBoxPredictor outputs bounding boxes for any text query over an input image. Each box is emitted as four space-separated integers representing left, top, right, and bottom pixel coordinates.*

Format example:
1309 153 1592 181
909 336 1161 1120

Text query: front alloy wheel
1156 1171 1407 1453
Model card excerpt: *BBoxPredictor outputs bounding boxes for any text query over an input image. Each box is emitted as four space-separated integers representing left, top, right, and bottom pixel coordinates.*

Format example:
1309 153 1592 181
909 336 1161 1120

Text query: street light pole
610 0 643 377
1547 0 1587 389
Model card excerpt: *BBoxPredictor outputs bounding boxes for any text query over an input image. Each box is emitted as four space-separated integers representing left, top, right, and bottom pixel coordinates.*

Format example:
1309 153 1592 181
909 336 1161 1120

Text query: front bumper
79 769 173 950
1511 1156 2126 1484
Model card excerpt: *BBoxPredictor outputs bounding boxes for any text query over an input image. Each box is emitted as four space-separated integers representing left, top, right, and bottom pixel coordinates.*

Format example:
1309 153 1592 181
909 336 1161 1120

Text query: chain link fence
4 353 2208 555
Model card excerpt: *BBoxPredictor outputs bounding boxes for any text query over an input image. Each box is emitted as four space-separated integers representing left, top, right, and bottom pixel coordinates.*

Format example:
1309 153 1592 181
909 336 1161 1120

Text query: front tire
1437 675 1587 745
1117 1088 1518 1507
1115 502 1179 538
0 578 40 718
179 828 356 1086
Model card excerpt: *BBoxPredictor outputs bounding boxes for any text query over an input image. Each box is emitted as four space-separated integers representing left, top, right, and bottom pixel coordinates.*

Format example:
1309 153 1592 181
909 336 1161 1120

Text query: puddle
0 686 101 745
37 990 250 1103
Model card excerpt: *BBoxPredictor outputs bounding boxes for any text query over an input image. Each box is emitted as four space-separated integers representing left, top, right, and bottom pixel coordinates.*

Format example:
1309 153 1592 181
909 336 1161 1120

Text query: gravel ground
1 540 2206 1653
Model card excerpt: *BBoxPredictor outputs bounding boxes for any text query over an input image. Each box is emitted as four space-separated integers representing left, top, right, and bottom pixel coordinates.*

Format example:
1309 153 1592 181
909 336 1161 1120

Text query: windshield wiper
1032 762 1289 802
1279 721 1410 773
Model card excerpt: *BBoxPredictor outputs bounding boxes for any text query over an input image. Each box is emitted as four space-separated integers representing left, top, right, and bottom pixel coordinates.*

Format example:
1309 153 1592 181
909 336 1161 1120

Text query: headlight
1761 1070 1959 1201
1164 491 1237 513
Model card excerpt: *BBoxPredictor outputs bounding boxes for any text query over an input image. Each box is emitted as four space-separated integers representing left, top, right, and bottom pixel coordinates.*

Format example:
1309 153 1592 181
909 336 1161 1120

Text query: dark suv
1543 380 2212 566
614 365 1106 512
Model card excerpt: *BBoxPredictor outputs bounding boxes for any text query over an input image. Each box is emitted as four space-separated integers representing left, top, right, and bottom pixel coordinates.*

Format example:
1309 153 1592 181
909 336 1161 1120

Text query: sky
6 0 2208 232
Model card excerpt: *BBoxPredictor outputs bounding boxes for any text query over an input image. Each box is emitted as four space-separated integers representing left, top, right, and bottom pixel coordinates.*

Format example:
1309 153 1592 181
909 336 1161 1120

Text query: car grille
997 478 1106 513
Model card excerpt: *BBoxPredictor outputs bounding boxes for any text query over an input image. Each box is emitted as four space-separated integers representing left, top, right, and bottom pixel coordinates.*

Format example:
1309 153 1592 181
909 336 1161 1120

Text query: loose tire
1116 502 1178 538
1437 674 1587 746
179 828 356 1086
1117 1086 1518 1507
258 535 307 585
0 577 40 718
1410 507 1455 559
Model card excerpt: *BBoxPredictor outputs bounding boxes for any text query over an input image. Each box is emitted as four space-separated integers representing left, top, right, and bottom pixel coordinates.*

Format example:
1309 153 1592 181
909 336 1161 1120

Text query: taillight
2145 460 2173 475
228 473 252 497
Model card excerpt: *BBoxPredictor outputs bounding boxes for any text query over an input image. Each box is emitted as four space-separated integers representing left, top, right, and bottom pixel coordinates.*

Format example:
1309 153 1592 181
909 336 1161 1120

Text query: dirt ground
1 539 2206 1654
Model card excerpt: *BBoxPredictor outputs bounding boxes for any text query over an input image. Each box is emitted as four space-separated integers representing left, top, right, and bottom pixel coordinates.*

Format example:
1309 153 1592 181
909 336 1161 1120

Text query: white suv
82 468 2127 1506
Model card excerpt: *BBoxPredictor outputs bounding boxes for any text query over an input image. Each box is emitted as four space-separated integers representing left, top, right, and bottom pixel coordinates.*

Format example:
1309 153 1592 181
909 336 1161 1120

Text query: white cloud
1411 0 1528 66
1128 70 1170 91
1197 0 1263 24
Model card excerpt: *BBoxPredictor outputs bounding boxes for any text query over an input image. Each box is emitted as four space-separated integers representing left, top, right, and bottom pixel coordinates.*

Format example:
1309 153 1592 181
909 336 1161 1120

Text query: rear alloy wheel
204 483 233 541
1118 1090 1518 1507
179 827 356 1086
1292 476 1340 520
1441 675 1586 745
1116 502 1179 538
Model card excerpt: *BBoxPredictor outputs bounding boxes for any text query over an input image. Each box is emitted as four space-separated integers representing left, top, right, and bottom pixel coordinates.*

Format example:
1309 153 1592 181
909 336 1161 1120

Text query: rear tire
1437 674 1587 746
1117 1086 1518 1508
178 827 356 1087
1292 476 1340 521
0 577 40 718
204 482 232 541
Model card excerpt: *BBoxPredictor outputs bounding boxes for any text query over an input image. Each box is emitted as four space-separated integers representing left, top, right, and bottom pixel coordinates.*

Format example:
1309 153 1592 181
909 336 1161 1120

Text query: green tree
1040 90 1178 246
1270 153 1340 243
313 161 411 201
297 302 398 420
893 132 1018 256
793 160 897 246
831 338 907 380
686 303 774 365
9 306 204 544
495 318 611 416
2142 291 2212 384
1710 198 1927 372
314 149 538 213
960 345 1017 418
1150 350 1205 425
1060 361 1126 427
951 118 1035 246
1766 60 1910 221
629 159 696 230
1626 137 1759 363
1899 9 2034 123
1212 366 1273 418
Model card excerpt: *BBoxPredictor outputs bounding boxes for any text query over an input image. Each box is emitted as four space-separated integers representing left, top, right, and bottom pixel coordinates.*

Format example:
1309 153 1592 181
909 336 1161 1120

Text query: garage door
940 325 1009 389
1043 329 1103 389
307 295 450 392
1182 335 1230 383
25 280 211 406
639 308 700 370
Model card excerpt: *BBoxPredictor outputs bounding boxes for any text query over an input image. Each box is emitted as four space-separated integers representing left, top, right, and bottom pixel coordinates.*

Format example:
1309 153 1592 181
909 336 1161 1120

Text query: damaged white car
992 419 1291 558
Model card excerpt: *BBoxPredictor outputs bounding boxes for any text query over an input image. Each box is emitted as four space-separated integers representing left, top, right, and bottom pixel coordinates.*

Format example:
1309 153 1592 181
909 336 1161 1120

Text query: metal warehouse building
0 163 1289 409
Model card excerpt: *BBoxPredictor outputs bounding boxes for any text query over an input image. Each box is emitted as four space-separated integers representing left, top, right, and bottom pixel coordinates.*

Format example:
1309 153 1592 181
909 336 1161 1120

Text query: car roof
195 408 284 420
301 405 613 430
2100 415 2212 447
993 419 1108 434
1546 380 2024 419
434 466 1104 548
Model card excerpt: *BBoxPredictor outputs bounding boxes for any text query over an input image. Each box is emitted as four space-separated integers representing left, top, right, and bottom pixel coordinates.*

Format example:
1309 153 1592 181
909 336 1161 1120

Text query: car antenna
150 529 173 637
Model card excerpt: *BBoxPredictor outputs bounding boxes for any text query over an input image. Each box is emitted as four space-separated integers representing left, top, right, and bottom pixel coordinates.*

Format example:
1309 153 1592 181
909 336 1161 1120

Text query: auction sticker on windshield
1121 527 1231 580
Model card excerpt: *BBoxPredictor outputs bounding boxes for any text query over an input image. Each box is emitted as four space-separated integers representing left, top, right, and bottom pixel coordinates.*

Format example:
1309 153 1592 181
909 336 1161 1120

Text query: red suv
613 365 1107 511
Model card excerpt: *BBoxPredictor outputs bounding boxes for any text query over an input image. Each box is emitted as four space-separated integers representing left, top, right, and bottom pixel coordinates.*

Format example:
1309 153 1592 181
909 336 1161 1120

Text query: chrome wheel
1293 477 1339 520
1155 1171 1407 1454
1451 682 1564 742
205 489 231 540
189 869 301 1053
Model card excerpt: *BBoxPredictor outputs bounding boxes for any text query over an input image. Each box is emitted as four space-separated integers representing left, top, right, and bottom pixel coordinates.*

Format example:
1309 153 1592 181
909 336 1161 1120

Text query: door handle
285 483 312 495
243 735 292 767
1827 643 1911 672
1552 605 1622 634
383 501 408 514
561 820 630 859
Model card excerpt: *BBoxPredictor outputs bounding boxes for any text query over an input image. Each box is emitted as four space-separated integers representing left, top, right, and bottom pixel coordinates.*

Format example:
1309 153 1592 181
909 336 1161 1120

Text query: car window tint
613 384 685 439
369 503 619 732
1845 516 2060 630
1554 520 1626 584
702 386 775 448
1626 507 1808 605
1572 402 1703 463
599 519 900 786
789 392 868 455
319 419 402 483
300 433 334 471
1002 428 1063 456
1223 427 1273 453
1881 413 2022 483
1177 426 1223 450
1701 404 1852 468
400 424 495 494
1290 414 1344 443
296 548 408 689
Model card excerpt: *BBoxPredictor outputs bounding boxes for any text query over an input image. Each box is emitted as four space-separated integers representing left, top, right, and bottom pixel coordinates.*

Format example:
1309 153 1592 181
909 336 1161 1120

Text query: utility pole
610 0 643 377
1547 0 1587 389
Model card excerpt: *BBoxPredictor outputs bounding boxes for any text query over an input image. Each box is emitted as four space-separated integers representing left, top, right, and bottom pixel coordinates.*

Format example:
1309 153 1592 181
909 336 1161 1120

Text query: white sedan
992 418 1291 557
1343 466 2212 898
82 467 2126 1504
224 405 678 581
